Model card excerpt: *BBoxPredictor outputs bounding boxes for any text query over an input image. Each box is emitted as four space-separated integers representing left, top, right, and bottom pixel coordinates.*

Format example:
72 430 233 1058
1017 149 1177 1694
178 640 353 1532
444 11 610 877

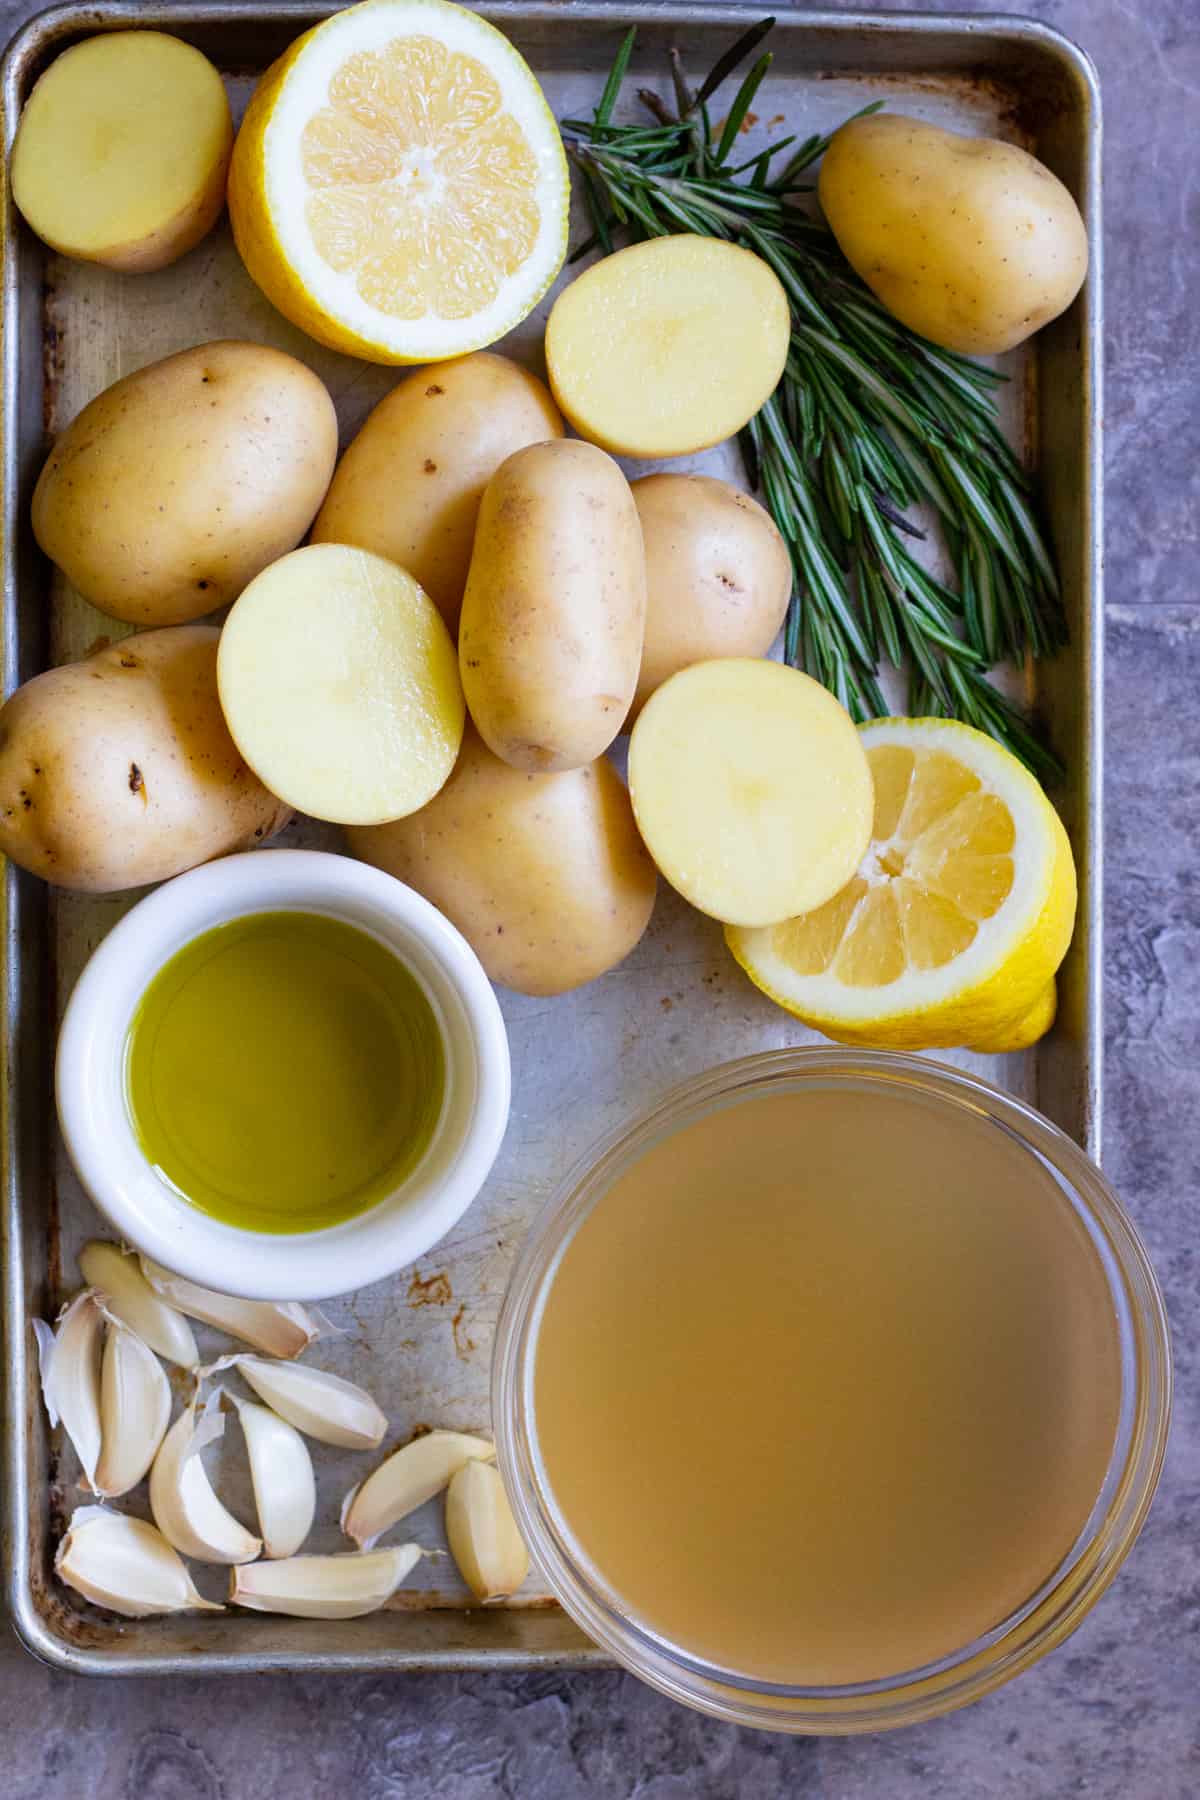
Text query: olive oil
531 1083 1123 1688
125 911 444 1233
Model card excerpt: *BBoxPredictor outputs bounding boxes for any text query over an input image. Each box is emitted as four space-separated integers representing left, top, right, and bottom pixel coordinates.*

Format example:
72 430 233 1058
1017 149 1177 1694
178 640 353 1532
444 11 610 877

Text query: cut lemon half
228 0 569 363
726 718 1077 1051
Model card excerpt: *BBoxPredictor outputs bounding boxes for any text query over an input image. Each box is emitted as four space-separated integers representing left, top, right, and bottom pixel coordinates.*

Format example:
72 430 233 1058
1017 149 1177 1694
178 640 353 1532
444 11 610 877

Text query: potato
628 659 873 928
458 440 645 773
218 544 464 826
631 475 792 718
33 341 338 628
545 235 790 457
0 627 290 893
346 727 656 996
11 32 232 273
818 114 1088 355
311 353 563 634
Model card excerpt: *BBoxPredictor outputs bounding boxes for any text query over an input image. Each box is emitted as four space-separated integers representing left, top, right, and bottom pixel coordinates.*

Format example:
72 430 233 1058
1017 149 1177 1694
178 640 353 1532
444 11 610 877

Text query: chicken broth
531 1082 1123 1688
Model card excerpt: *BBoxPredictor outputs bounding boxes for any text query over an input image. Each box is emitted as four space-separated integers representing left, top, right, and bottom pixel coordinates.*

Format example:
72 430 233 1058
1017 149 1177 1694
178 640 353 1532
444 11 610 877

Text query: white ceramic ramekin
56 848 510 1300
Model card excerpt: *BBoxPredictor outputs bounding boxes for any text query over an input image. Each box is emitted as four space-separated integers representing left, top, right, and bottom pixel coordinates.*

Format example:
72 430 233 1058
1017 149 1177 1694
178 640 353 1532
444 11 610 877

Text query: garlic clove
230 1545 424 1619
342 1430 496 1550
149 1395 262 1565
230 1394 315 1560
445 1460 530 1603
139 1258 324 1358
94 1312 171 1498
78 1241 198 1367
33 1289 104 1491
56 1505 223 1617
207 1354 387 1450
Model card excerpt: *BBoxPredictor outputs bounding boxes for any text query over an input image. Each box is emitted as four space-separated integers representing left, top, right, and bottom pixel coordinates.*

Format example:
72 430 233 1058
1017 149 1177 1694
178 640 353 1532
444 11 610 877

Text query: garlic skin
149 1397 262 1565
230 1545 424 1619
56 1506 222 1617
78 1241 198 1367
206 1354 387 1450
445 1460 530 1603
139 1258 324 1358
94 1313 171 1498
231 1394 315 1560
33 1289 104 1492
343 1431 496 1550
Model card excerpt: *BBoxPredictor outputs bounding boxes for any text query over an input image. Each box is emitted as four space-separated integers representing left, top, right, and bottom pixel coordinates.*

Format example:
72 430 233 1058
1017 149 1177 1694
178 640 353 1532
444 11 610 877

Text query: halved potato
627 658 873 928
217 545 464 826
545 235 790 457
11 32 232 273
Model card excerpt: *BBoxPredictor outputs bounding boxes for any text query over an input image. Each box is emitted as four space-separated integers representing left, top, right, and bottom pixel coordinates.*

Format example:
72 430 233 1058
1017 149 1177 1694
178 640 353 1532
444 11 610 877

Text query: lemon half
726 718 1077 1051
228 0 569 363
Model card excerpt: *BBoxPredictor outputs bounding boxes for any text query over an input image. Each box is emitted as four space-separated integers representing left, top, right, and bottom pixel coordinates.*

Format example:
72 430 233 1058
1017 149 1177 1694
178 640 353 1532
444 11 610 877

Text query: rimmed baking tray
1 3 1102 1674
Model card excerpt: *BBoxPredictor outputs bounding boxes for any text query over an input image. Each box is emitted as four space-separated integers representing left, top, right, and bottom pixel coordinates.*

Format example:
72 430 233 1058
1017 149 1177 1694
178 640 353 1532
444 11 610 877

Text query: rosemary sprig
561 23 1066 778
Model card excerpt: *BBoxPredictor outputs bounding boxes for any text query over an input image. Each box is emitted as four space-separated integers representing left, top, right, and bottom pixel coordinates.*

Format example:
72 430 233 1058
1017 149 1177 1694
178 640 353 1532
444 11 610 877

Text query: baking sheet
1 3 1102 1673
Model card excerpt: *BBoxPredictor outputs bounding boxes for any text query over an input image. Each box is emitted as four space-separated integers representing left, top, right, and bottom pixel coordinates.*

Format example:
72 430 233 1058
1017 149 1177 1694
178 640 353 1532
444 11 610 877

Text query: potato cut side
628 659 873 928
11 32 232 273
217 546 464 826
545 235 791 457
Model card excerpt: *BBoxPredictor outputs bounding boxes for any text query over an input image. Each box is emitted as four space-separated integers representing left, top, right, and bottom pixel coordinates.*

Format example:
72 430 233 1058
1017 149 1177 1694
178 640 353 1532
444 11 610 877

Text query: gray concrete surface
2 0 1198 1795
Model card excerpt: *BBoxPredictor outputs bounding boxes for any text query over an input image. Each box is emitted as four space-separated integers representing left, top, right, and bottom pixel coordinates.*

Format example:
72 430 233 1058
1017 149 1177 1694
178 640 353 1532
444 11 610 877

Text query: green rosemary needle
561 21 1067 778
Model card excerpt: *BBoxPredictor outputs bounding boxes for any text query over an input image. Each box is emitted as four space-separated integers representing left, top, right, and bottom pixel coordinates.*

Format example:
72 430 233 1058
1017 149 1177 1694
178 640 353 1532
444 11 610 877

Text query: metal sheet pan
1 3 1102 1675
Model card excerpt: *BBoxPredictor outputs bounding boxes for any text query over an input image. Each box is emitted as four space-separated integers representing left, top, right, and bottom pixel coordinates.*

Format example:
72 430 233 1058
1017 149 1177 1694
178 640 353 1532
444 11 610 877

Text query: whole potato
458 440 646 773
311 352 563 634
0 626 290 891
631 474 792 718
346 726 656 997
818 114 1088 355
33 341 338 626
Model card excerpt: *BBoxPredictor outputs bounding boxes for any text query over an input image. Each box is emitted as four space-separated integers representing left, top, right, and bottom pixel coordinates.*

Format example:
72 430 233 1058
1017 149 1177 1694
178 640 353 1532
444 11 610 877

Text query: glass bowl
493 1048 1171 1733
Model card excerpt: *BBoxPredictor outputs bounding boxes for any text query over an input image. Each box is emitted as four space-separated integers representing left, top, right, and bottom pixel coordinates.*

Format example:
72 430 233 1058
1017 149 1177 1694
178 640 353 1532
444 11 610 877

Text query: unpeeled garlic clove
139 1258 325 1358
445 1460 530 1603
149 1394 262 1565
230 1545 424 1619
33 1289 104 1491
342 1430 496 1550
94 1312 171 1498
78 1241 198 1367
230 1393 315 1560
206 1355 386 1450
56 1505 223 1617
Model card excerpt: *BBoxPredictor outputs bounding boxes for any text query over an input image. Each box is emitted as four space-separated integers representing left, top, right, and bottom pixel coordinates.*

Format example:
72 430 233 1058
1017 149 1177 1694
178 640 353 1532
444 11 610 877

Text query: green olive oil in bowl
124 910 445 1234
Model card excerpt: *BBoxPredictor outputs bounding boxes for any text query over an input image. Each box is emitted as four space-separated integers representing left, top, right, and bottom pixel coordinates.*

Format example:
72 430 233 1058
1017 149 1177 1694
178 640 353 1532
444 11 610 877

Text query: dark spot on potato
465 658 480 669
425 384 445 397
196 580 209 591
128 763 143 795
254 826 264 838
423 459 438 473
119 654 139 669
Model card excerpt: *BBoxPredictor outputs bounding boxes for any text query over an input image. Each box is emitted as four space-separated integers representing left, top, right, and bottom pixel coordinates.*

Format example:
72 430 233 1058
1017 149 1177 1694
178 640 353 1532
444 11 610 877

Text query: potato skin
0 626 291 891
458 440 646 773
311 352 563 634
631 474 792 718
818 114 1088 355
346 727 656 997
32 341 338 626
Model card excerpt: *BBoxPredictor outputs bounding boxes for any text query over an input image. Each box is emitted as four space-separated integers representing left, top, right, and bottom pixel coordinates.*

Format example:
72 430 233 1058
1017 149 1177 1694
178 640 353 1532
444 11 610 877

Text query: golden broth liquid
532 1084 1124 1688
125 911 444 1234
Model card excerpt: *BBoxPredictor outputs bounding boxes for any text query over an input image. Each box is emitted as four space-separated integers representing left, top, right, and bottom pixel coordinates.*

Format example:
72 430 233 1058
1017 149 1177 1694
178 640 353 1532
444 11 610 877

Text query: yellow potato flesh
818 114 1088 356
545 235 791 457
11 32 232 272
628 659 874 928
217 545 464 826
